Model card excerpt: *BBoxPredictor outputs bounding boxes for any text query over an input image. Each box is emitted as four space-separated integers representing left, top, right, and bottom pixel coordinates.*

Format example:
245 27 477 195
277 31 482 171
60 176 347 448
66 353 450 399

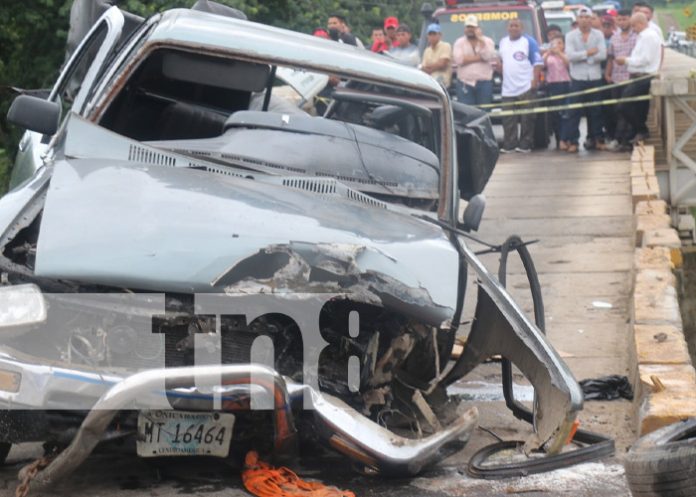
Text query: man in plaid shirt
604 9 637 151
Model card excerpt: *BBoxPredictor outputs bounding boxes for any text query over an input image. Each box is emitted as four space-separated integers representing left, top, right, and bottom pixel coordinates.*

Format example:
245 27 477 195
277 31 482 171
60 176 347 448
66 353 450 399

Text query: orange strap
565 420 581 446
242 451 356 497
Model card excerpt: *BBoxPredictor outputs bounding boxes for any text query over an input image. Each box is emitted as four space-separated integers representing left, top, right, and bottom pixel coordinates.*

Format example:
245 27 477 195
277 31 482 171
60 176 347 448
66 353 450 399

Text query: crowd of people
543 2 663 153
314 1 664 153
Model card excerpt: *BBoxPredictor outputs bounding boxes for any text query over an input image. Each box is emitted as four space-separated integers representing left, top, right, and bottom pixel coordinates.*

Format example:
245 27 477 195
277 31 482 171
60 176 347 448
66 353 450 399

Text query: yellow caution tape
476 73 657 109
488 94 652 118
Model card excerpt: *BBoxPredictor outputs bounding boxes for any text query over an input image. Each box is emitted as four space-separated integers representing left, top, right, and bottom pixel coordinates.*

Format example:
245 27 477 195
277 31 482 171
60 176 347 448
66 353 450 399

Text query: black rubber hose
466 235 615 479
498 235 543 424
468 436 616 479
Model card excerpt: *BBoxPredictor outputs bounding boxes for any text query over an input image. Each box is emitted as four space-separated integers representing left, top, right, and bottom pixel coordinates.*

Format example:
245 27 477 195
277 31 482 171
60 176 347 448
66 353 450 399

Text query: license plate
137 410 235 458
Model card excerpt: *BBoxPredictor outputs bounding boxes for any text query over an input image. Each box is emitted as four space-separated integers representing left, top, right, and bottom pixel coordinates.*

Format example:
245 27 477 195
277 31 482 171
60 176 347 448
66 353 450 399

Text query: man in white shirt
632 2 664 41
498 18 543 153
615 12 661 145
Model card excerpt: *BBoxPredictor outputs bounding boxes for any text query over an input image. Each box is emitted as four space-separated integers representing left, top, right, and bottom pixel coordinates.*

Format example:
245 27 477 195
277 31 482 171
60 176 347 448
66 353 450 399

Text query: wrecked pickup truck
0 1 583 484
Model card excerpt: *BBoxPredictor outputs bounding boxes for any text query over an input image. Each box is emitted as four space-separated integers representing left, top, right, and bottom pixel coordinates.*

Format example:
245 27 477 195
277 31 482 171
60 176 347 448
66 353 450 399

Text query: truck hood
34 159 459 324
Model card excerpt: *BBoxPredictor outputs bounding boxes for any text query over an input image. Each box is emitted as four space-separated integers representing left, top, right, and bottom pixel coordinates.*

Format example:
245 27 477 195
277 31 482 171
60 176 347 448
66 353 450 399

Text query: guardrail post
665 95 676 210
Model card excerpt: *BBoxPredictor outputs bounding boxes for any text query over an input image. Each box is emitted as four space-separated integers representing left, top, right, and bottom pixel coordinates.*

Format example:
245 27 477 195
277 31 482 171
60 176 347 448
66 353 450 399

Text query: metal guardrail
671 44 696 59
652 76 696 229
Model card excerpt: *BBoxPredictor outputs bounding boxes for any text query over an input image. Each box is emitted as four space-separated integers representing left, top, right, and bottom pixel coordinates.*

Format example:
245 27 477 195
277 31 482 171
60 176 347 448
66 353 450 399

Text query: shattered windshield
97 48 442 209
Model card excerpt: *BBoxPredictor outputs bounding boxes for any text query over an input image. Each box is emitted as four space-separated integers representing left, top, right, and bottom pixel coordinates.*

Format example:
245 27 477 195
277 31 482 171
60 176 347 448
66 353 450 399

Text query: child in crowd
370 27 389 53
543 36 571 150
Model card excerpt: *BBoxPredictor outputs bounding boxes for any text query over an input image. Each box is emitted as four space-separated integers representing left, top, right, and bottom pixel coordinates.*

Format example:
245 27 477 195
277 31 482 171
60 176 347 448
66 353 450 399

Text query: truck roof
146 9 445 97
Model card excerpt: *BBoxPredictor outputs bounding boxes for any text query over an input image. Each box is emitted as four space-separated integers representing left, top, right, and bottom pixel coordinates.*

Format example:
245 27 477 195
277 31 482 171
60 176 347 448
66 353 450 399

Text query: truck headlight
0 284 47 334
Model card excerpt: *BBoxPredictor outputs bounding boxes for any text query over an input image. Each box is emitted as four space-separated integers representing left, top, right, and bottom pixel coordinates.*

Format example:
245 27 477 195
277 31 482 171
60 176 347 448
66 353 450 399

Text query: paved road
0 149 636 497
1 439 629 497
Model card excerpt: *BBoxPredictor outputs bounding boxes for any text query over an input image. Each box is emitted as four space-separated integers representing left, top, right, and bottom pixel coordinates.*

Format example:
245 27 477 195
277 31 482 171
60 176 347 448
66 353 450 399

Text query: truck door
11 6 125 188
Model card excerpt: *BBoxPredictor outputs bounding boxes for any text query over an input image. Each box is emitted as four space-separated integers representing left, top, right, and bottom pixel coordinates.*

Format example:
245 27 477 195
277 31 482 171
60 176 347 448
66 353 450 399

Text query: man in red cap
384 16 399 48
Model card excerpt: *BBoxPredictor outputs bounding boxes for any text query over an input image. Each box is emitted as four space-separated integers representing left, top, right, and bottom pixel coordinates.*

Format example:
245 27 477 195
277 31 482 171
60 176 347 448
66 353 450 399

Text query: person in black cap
327 14 360 46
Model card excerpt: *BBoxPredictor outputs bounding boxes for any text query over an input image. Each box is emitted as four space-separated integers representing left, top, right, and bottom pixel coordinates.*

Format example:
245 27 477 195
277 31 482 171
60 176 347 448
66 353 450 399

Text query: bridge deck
475 150 635 388
444 149 637 495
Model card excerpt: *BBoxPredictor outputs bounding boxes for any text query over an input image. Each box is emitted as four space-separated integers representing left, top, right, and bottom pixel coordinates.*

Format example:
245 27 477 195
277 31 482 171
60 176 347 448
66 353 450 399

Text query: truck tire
624 418 696 497
0 443 10 464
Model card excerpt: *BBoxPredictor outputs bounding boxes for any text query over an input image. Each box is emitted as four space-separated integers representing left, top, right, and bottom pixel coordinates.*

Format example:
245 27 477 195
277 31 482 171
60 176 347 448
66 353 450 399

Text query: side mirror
453 102 498 200
7 95 60 136
459 194 486 232
420 2 435 19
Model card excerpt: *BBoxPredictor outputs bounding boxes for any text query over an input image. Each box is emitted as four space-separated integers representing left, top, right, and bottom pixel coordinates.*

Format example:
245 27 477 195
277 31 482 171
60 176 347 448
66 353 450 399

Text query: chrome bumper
3 359 477 484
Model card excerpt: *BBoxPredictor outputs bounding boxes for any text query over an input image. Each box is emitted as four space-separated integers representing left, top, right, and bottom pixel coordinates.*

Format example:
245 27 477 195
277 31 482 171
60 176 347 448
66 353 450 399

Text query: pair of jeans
566 78 605 145
602 85 623 141
618 76 653 138
546 81 570 144
501 89 536 150
456 79 493 106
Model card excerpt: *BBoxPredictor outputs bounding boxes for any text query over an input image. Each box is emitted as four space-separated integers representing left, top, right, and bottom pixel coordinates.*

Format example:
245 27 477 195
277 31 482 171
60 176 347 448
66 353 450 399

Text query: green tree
0 0 73 192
